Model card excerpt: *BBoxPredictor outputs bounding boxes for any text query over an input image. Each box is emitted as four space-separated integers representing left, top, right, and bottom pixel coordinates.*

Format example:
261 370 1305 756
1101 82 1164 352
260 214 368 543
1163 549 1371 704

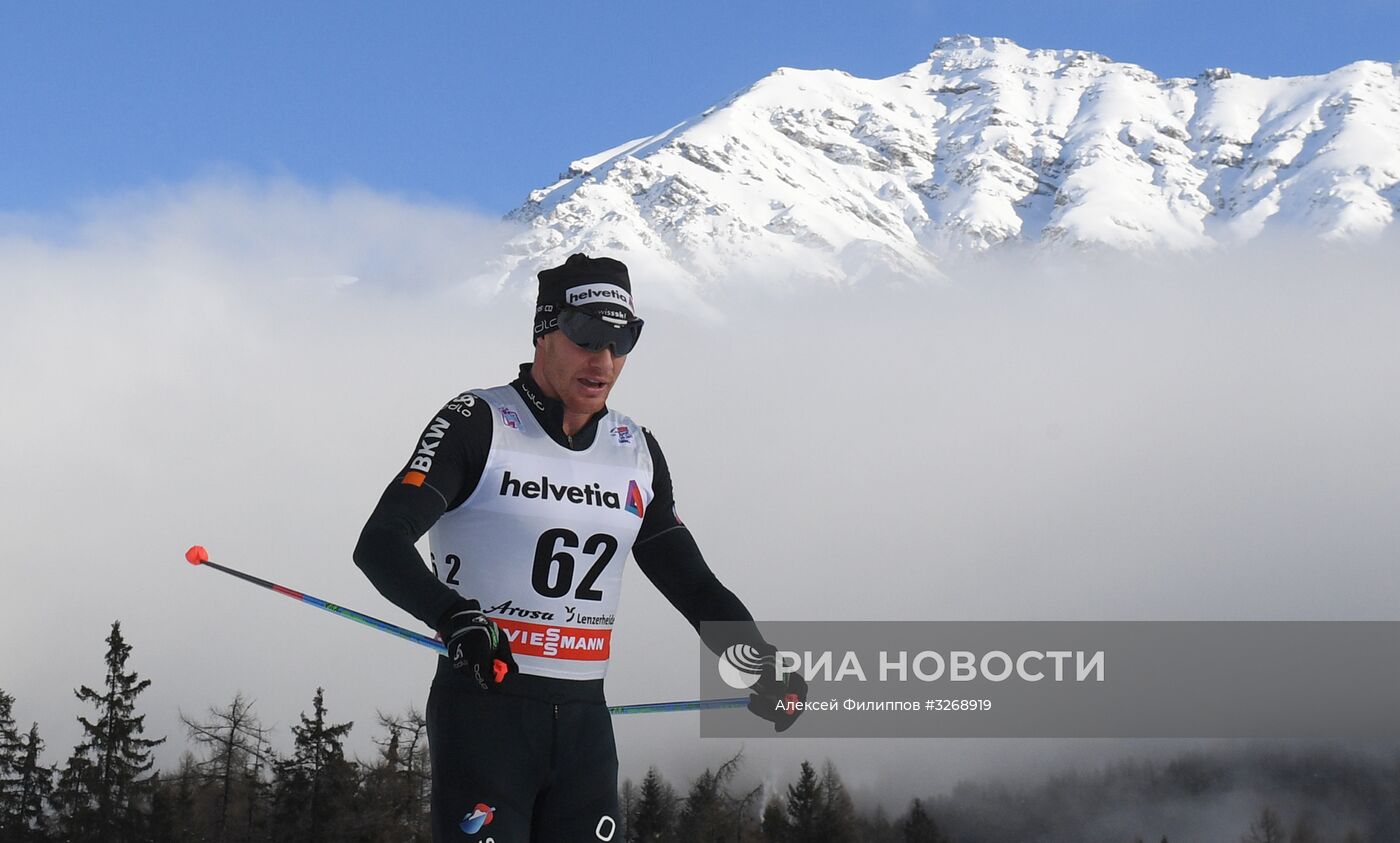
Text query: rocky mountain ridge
493 35 1400 293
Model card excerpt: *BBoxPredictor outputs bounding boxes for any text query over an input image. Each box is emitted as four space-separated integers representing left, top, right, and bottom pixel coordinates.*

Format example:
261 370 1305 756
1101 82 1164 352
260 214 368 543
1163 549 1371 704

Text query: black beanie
533 253 637 342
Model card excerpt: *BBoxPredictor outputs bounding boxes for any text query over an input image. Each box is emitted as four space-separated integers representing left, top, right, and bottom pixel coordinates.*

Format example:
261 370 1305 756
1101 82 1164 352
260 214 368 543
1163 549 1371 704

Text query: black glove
438 599 516 691
746 647 808 733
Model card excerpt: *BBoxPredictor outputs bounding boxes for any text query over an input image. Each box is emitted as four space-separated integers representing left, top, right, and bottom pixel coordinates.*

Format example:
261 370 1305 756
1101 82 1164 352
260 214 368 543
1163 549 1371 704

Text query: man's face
532 329 628 416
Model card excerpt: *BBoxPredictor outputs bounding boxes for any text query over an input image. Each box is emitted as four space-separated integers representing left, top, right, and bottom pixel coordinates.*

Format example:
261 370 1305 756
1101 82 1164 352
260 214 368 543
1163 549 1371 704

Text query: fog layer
3 179 1397 810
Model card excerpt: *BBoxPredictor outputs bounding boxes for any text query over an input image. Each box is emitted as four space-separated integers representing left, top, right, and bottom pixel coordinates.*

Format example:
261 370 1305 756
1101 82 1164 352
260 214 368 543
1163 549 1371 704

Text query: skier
353 253 806 842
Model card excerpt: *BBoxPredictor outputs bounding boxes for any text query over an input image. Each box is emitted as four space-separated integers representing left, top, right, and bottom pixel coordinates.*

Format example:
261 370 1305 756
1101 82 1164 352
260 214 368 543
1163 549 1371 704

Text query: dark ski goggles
558 306 644 355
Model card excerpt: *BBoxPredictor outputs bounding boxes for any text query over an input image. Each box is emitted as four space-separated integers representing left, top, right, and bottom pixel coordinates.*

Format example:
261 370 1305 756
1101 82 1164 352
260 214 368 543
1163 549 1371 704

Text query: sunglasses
558 306 645 356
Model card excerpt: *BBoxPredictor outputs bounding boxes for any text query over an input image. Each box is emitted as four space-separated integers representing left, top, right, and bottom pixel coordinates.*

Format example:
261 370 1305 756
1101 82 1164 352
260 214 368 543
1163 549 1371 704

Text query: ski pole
185 544 450 654
184 546 749 714
608 697 748 715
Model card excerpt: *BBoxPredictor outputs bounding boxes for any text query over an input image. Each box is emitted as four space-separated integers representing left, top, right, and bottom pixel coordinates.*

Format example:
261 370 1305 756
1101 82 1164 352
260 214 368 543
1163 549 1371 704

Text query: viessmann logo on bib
498 471 645 518
495 618 612 660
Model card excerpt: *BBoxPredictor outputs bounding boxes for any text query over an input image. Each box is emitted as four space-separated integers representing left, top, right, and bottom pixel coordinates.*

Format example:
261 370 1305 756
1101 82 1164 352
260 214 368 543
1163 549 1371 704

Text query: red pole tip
185 545 210 565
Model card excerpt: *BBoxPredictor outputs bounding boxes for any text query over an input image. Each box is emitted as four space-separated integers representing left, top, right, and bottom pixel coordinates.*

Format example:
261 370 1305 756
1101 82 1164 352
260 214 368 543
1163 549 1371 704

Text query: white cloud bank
3 178 1398 810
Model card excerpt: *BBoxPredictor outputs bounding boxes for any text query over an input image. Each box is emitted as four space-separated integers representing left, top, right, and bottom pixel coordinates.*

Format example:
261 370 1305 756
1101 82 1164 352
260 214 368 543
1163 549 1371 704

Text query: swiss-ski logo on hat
566 284 634 315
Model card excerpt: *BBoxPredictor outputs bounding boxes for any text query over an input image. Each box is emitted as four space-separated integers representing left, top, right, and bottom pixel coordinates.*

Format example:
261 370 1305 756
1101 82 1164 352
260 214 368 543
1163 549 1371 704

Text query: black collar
511 363 607 450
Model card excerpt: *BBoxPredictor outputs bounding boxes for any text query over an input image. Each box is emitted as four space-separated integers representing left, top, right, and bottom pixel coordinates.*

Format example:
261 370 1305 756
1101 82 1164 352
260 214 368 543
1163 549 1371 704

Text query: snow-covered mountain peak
492 37 1400 296
915 34 1104 72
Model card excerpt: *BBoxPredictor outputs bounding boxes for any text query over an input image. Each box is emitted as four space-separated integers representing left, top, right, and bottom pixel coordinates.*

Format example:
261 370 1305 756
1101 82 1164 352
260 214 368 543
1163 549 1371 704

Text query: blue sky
2 0 1396 216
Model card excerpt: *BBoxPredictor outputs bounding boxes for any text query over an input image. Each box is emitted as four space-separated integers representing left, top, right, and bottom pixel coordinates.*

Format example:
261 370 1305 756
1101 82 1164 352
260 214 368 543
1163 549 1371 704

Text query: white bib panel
427 385 654 680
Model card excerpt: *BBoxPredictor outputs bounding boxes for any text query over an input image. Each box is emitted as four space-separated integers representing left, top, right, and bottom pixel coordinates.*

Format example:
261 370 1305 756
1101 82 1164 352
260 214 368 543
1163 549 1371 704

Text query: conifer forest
2 622 1397 842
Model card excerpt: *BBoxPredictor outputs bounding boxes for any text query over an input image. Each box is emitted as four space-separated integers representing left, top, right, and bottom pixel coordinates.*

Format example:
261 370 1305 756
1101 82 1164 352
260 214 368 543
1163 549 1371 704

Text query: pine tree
145 769 185 843
52 621 165 843
1242 806 1286 843
394 709 432 841
270 687 357 843
760 793 789 842
678 751 746 843
627 766 677 842
2 721 53 841
817 760 855 842
619 779 637 842
242 730 275 840
679 767 725 842
358 720 404 842
856 803 899 843
0 689 19 828
182 692 271 842
730 781 765 841
902 798 948 843
50 746 96 836
359 709 431 842
784 761 822 843
169 754 203 842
